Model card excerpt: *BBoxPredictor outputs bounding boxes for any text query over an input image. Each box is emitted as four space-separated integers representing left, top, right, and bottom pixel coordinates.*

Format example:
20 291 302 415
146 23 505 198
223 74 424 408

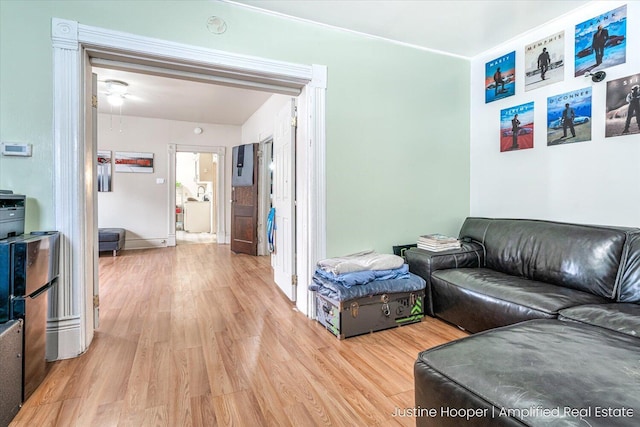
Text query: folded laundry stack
309 250 426 339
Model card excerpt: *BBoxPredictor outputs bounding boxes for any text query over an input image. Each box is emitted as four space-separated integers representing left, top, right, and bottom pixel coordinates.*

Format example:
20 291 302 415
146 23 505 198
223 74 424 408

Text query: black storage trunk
316 290 425 339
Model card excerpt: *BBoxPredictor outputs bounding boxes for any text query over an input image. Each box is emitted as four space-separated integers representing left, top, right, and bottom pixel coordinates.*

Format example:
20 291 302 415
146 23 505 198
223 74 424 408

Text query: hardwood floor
11 244 467 426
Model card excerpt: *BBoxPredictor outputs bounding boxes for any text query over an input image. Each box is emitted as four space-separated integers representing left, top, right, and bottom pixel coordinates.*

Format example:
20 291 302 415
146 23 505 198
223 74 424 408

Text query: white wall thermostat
1 142 32 157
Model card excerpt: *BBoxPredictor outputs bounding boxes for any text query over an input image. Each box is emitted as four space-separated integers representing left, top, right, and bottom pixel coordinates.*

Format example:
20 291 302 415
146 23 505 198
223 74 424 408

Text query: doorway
51 18 326 359
175 152 218 245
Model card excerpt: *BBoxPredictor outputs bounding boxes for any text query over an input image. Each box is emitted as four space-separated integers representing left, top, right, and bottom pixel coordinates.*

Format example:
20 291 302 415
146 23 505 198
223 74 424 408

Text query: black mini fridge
0 231 59 402
0 320 23 427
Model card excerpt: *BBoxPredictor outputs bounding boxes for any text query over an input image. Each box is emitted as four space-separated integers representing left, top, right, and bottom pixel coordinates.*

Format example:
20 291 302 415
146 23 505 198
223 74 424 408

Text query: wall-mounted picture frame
525 31 564 91
115 151 154 173
500 102 534 152
97 150 112 192
606 73 640 138
574 5 627 77
547 88 592 146
486 51 516 103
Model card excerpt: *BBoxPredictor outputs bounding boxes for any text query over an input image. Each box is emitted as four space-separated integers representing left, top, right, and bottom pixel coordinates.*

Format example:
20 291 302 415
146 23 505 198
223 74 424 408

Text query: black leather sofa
407 218 640 426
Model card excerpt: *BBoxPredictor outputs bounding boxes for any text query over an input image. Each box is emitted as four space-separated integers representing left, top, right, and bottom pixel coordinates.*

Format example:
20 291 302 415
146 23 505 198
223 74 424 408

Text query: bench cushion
98 228 125 242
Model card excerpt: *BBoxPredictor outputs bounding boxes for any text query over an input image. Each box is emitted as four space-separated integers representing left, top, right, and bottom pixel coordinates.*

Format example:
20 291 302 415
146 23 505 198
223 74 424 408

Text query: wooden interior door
230 143 259 255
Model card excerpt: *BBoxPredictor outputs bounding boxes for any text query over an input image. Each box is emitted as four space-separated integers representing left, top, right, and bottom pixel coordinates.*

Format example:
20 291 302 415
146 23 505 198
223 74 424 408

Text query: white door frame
168 144 226 246
51 18 326 359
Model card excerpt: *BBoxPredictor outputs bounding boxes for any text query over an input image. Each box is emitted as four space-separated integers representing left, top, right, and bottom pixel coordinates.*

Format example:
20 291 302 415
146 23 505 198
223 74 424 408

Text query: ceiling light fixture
104 79 129 106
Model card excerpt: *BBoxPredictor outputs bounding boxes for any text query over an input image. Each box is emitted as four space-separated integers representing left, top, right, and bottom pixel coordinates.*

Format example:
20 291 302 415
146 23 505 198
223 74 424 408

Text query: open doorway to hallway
50 17 327 359
175 151 218 245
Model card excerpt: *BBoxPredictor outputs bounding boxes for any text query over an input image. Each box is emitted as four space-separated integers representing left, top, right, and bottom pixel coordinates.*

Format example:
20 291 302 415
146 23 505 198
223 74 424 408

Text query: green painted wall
0 0 470 256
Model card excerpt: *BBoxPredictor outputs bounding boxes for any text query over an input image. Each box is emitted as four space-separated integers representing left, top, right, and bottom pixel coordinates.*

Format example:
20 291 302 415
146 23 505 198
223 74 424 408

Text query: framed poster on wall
500 102 534 152
525 31 564 91
115 151 154 173
574 5 627 77
606 73 640 138
547 88 592 146
485 51 516 103
97 150 112 192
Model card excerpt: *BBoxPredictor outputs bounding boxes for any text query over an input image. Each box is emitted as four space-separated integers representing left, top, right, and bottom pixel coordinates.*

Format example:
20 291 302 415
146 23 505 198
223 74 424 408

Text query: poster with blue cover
574 5 626 77
486 51 516 103
500 102 534 152
547 88 592 146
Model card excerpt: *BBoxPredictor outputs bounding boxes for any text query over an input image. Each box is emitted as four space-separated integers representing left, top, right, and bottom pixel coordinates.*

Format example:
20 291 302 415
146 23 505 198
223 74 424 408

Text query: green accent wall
0 0 470 255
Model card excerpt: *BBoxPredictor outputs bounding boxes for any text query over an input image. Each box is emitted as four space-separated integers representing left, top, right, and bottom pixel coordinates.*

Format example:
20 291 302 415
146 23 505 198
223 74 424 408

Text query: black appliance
0 232 59 402
0 191 59 404
0 320 22 426
0 192 25 240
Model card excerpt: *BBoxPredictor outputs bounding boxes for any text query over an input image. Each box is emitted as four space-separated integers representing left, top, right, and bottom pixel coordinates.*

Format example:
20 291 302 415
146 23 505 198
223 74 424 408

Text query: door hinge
292 274 298 286
93 295 100 308
91 95 98 108
291 116 297 128
257 149 263 158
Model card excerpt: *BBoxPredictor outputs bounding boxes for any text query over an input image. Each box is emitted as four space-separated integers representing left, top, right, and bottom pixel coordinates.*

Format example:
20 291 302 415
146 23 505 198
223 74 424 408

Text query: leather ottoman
98 228 125 256
414 320 639 426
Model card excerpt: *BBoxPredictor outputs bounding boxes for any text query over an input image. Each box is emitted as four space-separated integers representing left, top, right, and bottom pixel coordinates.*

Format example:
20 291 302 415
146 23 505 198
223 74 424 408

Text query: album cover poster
486 51 516 103
547 88 592 146
525 31 564 91
605 73 640 138
575 5 627 77
500 102 534 152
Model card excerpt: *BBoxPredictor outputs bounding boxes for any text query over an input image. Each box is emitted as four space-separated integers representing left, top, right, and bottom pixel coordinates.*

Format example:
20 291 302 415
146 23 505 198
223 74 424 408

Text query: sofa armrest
406 243 484 316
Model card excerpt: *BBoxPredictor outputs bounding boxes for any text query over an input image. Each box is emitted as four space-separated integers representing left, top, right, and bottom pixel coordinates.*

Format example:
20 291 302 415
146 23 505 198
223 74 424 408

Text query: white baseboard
46 315 82 361
124 238 169 250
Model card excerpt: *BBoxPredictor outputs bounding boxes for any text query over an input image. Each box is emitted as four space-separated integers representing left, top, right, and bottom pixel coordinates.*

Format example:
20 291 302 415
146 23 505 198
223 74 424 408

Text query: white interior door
85 55 99 340
272 99 296 301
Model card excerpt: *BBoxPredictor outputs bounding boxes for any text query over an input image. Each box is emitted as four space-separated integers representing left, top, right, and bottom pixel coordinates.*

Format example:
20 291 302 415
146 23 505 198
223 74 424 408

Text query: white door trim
168 144 226 246
51 18 326 359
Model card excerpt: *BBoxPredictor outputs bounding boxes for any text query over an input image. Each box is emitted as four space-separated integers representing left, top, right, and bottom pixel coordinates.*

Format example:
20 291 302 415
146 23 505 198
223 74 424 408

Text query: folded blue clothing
314 264 410 287
309 272 426 302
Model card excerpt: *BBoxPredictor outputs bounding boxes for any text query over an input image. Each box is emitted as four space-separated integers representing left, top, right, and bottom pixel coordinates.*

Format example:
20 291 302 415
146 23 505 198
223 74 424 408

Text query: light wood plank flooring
11 244 467 426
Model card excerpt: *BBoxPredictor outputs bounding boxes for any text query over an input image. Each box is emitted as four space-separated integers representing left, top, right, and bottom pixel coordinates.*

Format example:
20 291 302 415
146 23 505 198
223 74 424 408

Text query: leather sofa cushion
559 303 640 338
459 218 629 299
405 242 484 316
415 320 640 426
431 268 610 332
619 232 640 303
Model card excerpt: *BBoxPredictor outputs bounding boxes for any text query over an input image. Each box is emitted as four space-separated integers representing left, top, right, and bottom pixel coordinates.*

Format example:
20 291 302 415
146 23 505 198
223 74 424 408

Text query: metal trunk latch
350 302 359 318
381 294 390 317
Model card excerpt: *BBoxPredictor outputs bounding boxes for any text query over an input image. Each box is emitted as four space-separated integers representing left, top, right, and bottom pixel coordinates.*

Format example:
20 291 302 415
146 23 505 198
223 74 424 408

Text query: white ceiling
95 1 591 125
231 0 591 58
94 67 273 125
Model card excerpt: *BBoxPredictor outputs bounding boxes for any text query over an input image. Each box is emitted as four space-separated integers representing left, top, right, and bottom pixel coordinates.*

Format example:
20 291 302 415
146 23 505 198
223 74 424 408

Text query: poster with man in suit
574 5 626 77
547 88 592 146
500 102 534 152
525 31 564 91
606 73 640 138
486 51 516 103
